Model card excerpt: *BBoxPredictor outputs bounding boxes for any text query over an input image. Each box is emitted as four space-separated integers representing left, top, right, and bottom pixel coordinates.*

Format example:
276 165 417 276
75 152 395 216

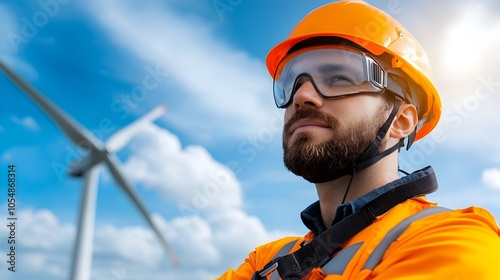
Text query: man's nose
292 80 324 110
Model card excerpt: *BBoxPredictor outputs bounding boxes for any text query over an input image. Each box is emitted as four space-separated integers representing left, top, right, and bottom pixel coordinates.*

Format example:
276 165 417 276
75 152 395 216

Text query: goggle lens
273 48 386 108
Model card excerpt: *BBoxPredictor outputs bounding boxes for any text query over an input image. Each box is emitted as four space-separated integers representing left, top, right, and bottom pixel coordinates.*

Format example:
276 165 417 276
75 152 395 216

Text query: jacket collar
301 166 435 236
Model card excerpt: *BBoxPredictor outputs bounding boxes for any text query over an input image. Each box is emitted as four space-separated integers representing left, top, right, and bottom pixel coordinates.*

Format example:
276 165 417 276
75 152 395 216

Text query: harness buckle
259 262 279 278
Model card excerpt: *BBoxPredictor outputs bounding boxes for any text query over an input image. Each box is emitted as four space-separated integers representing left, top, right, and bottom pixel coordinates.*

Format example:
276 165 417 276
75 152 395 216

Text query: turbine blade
105 105 167 153
0 60 103 151
103 153 179 266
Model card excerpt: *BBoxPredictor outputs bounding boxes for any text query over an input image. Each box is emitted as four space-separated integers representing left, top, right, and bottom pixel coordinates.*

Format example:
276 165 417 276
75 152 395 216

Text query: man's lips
290 119 330 134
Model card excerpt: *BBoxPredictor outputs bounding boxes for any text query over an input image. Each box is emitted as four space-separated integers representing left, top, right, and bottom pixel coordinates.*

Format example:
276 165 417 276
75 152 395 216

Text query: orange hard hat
266 0 441 141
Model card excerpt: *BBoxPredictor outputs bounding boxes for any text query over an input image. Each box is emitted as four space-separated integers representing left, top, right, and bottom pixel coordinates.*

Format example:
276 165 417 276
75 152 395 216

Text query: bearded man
217 1 500 279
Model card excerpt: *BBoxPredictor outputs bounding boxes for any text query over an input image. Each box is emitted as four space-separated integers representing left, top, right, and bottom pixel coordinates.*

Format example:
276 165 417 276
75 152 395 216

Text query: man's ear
389 104 418 139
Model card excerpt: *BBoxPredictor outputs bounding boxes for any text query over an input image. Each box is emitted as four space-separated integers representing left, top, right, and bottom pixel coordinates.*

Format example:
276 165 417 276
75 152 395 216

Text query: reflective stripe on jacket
216 197 500 279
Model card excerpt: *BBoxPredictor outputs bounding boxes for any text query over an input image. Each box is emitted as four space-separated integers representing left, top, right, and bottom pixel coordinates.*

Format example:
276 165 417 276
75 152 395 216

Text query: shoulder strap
362 206 450 270
319 206 450 276
254 166 438 280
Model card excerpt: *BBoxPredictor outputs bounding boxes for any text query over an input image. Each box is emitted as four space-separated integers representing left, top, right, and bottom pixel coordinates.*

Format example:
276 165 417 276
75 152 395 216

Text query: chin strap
339 96 402 205
354 97 401 173
341 137 404 204
340 169 356 204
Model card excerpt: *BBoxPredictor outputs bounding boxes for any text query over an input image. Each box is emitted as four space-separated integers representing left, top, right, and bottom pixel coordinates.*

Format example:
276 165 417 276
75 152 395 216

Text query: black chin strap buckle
406 128 416 150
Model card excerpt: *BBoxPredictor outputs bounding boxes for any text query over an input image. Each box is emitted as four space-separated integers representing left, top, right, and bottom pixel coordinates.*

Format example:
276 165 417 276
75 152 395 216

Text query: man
217 1 500 279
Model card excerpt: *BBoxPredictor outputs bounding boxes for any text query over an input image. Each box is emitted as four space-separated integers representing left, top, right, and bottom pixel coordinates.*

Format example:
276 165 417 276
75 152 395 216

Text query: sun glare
441 7 487 76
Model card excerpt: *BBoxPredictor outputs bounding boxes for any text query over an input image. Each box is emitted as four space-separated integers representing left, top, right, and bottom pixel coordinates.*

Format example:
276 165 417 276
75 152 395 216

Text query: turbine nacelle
68 150 107 177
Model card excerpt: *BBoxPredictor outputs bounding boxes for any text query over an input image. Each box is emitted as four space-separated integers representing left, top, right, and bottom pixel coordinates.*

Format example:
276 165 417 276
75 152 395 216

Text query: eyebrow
317 63 361 75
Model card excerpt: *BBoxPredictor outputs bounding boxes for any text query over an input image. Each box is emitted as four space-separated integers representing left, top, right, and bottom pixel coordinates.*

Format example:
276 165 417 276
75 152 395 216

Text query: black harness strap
253 166 438 280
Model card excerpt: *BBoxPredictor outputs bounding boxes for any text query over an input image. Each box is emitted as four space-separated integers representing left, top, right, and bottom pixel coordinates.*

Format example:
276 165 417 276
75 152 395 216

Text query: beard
283 108 386 183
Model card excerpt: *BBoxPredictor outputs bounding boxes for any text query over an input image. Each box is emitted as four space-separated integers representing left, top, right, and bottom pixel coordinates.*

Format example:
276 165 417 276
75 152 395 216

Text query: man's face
282 81 389 183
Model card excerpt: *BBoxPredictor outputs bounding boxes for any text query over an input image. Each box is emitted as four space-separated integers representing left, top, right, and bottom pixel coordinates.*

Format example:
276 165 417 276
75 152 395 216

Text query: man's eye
324 75 356 87
293 75 310 90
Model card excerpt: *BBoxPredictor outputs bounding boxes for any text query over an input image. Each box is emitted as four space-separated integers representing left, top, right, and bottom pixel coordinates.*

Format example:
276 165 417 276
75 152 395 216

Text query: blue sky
1 0 500 279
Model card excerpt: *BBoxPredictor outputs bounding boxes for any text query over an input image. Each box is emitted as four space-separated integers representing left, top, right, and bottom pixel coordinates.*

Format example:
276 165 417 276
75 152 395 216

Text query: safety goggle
273 47 392 108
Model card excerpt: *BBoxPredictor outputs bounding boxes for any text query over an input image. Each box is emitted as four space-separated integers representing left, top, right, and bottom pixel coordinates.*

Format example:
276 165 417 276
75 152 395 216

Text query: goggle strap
386 74 407 101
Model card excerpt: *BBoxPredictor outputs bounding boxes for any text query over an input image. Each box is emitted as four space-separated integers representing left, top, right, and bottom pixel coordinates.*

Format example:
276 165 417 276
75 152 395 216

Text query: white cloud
11 115 40 131
0 208 73 279
83 0 278 141
123 123 243 214
21 253 68 277
18 208 74 251
94 224 163 266
208 209 288 258
153 214 220 266
482 168 500 189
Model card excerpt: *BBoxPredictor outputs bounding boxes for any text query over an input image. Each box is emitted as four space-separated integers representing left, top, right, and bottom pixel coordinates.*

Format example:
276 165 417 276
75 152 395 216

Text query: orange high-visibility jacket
217 197 500 279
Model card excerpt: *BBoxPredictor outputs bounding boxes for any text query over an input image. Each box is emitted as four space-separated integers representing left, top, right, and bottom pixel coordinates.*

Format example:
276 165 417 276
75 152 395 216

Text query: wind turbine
0 60 179 280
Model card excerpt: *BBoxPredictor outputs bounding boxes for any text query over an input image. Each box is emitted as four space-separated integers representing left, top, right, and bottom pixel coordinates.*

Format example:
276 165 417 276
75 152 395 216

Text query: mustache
284 109 339 136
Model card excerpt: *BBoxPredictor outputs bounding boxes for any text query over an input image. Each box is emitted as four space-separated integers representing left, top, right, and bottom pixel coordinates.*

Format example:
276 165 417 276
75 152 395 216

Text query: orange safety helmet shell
266 0 441 141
